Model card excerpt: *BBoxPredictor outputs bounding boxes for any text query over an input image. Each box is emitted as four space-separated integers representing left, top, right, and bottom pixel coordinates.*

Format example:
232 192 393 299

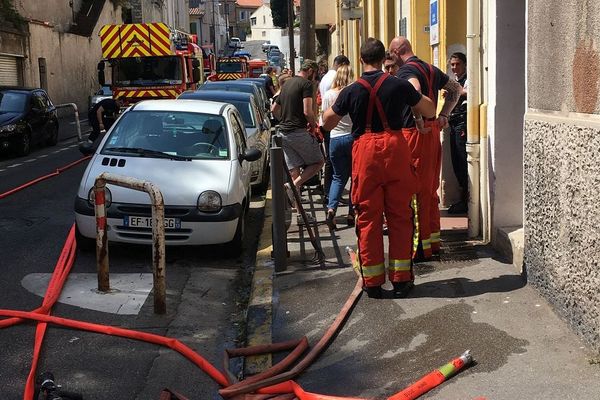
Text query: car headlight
197 190 222 212
87 187 112 208
0 124 17 133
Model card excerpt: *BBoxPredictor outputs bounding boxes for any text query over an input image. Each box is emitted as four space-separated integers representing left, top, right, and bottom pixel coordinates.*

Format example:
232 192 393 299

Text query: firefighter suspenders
356 73 391 131
406 60 437 108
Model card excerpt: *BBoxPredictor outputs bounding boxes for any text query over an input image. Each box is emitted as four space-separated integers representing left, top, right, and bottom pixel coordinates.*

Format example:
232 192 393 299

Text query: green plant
0 0 26 29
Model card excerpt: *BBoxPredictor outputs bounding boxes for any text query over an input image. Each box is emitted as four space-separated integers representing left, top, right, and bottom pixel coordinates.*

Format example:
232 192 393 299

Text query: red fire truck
208 56 250 81
97 22 203 105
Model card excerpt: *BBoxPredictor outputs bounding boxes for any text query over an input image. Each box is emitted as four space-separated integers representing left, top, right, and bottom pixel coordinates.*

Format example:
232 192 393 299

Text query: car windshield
102 110 230 160
98 86 112 95
217 62 243 73
0 91 28 113
112 56 183 86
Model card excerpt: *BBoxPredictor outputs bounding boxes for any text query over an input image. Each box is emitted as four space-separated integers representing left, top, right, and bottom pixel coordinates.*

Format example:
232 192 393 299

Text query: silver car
75 99 261 254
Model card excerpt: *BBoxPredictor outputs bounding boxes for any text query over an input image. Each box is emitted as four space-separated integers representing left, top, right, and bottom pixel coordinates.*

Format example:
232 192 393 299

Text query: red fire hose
1 159 474 400
0 156 91 200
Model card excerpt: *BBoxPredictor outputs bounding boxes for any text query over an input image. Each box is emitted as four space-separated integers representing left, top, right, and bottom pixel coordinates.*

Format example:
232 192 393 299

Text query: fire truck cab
208 56 250 81
97 22 203 105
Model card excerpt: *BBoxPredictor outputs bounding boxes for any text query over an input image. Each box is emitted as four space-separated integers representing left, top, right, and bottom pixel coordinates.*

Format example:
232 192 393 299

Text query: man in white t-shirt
318 55 350 205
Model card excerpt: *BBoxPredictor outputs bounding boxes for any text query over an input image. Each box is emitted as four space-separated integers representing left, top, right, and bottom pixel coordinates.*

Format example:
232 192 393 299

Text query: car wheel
224 202 245 257
46 123 59 146
76 225 95 252
16 130 31 156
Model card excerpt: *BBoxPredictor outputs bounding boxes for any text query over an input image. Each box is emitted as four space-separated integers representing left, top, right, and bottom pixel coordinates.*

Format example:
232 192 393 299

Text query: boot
363 286 382 299
392 281 415 299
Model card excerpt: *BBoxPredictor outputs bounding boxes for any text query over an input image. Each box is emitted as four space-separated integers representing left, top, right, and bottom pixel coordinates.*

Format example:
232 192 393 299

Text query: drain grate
439 229 479 265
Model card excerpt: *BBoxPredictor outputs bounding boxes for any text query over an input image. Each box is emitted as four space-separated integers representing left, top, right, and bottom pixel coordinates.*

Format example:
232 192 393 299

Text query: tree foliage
271 0 290 29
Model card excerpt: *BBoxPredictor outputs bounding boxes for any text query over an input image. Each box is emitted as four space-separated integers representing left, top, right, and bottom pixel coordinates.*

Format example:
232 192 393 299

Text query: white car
74 99 261 254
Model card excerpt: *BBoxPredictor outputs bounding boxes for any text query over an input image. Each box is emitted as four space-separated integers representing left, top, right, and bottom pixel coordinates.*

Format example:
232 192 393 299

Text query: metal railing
55 103 83 142
93 172 167 314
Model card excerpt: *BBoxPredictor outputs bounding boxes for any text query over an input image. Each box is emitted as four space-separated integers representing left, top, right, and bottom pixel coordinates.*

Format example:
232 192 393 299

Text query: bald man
389 36 462 261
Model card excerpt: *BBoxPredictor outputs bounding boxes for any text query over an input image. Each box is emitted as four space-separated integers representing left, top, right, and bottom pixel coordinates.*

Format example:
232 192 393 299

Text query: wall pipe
466 0 481 238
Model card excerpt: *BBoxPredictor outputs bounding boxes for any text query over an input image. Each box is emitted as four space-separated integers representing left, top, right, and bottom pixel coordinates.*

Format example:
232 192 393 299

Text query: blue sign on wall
430 1 438 26
430 0 439 45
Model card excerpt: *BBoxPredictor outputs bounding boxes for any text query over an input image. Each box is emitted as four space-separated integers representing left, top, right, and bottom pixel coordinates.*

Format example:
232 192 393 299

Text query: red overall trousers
402 61 442 258
352 74 418 288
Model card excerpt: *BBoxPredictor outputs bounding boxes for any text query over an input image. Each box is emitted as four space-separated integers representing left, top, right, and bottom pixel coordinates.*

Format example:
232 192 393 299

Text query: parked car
178 90 270 192
229 37 243 48
89 85 113 109
74 99 261 254
199 80 270 119
0 86 59 156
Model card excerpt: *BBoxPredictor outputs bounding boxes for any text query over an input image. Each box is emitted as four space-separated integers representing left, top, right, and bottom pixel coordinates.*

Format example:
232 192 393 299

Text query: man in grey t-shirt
271 59 324 206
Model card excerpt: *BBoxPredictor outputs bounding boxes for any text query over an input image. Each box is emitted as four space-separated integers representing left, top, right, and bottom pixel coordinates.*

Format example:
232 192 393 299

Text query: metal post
270 140 287 272
287 0 295 74
93 173 167 314
94 178 110 292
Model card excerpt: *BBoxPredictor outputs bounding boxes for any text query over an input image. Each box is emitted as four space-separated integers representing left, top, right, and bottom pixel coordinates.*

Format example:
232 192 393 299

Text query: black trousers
449 120 468 194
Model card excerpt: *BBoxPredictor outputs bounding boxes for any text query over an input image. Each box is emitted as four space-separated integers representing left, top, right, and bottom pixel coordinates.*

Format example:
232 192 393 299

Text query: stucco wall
524 114 600 349
526 0 600 349
528 0 600 114
22 5 123 112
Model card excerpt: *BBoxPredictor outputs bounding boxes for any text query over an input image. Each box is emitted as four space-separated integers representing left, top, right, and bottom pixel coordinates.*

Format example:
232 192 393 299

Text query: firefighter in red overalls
389 37 462 261
323 38 436 299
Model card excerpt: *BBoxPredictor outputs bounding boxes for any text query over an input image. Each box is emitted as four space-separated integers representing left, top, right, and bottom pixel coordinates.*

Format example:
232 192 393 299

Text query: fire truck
208 56 250 81
97 22 203 105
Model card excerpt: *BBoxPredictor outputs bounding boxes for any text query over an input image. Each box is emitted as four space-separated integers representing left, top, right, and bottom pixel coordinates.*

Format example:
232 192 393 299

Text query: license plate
124 216 181 229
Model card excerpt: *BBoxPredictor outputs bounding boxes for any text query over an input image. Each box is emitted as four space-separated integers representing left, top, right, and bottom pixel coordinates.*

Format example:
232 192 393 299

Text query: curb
244 189 275 375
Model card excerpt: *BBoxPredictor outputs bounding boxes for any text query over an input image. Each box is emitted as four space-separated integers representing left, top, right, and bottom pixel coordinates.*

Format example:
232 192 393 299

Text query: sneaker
363 286 383 299
392 281 415 298
325 209 337 230
346 214 355 227
284 183 296 208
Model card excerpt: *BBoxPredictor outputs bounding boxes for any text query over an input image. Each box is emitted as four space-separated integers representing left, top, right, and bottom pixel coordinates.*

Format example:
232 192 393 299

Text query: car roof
0 86 41 93
205 81 257 88
180 90 253 102
129 99 230 114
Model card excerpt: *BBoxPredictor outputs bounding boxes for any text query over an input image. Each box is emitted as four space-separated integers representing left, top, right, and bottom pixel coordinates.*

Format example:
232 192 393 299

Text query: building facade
0 0 191 112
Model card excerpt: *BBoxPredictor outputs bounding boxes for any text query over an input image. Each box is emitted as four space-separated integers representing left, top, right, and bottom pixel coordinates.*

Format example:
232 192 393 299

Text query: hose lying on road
0 156 91 200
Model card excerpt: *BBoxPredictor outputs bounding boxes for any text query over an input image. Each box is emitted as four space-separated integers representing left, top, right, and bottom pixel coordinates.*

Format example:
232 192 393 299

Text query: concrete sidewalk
246 186 600 399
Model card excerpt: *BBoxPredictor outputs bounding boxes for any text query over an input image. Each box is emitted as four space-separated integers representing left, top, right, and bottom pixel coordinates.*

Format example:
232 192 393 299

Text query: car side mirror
240 148 261 163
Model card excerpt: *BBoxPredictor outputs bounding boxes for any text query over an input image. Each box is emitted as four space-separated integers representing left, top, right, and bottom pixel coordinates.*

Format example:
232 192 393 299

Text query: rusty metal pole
94 173 167 313
147 182 167 314
94 178 110 292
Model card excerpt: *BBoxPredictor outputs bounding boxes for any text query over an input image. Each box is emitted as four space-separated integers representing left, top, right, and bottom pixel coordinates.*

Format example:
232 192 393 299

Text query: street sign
430 0 439 45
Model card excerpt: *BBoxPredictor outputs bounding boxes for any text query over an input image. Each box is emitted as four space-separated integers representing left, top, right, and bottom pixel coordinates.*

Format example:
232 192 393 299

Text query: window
230 112 246 155
263 15 266 24
262 31 266 37
240 11 246 20
251 17 256 26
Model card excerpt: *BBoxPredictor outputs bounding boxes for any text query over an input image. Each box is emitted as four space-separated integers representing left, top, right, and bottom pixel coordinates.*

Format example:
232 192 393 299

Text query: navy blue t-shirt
397 56 449 128
332 70 422 138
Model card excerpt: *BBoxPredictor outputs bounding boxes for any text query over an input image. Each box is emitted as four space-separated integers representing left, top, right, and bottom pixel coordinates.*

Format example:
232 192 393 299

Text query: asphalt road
0 133 265 399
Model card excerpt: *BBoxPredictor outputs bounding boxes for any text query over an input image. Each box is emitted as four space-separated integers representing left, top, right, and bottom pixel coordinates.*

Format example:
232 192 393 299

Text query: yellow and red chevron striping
114 89 180 100
100 23 174 59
